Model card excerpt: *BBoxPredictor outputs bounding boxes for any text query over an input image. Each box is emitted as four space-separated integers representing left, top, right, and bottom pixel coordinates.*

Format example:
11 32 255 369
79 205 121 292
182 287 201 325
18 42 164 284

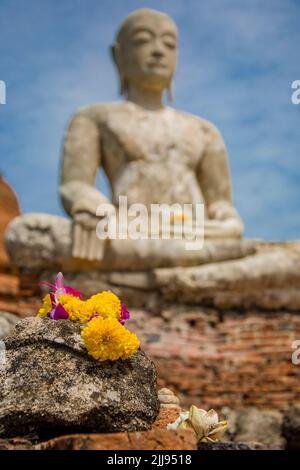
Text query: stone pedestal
5 215 299 311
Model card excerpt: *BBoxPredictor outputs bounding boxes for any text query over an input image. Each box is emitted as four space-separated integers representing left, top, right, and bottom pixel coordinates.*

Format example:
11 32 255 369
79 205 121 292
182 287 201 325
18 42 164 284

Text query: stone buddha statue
5 8 246 272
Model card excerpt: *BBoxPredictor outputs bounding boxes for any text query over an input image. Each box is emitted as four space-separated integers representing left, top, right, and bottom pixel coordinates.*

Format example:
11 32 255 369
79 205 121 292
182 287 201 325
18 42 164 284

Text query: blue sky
0 0 299 240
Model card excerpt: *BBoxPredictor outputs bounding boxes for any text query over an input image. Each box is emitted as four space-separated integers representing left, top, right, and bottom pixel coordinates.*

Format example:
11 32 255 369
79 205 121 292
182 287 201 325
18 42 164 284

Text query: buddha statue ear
110 43 128 97
120 76 129 97
167 81 174 103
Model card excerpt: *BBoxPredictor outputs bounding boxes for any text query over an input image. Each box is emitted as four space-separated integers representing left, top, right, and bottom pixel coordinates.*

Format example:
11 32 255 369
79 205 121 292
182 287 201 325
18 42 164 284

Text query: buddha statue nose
151 41 165 58
152 51 164 60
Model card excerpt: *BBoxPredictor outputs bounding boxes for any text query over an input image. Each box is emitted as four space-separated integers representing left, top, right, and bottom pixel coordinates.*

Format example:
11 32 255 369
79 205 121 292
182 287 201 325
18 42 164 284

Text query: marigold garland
81 316 140 362
37 294 52 318
36 272 139 362
87 291 121 321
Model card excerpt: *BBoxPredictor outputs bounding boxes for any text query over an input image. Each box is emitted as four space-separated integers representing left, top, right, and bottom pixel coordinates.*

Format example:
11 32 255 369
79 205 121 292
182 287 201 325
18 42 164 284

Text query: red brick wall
128 307 300 411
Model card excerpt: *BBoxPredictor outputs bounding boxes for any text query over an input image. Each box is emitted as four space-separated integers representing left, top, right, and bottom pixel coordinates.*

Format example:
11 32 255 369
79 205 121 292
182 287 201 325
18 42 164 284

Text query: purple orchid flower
40 272 83 303
41 272 82 321
87 305 130 325
47 303 70 321
119 304 130 325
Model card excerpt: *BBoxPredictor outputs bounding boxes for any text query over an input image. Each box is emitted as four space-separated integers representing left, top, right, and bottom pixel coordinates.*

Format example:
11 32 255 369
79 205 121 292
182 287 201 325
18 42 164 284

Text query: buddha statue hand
72 204 115 261
72 211 101 261
207 200 244 238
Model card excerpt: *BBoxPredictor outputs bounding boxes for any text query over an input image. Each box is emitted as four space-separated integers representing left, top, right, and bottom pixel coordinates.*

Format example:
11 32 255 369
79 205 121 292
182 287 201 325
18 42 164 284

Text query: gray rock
282 405 300 449
223 407 285 448
198 441 281 450
0 312 20 340
0 317 159 438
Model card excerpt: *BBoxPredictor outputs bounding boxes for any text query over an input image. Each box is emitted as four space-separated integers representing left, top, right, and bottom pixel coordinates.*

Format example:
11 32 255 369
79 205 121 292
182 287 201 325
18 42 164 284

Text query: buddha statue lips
146 60 169 71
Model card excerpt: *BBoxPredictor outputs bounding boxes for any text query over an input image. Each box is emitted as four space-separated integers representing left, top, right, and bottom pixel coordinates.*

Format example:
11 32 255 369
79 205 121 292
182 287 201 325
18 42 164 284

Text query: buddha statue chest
100 103 206 207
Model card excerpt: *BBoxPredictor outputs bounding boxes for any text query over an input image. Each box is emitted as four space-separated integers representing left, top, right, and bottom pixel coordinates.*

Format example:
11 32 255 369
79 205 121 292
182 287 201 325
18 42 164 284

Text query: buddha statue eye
131 30 153 46
162 35 177 50
164 40 176 50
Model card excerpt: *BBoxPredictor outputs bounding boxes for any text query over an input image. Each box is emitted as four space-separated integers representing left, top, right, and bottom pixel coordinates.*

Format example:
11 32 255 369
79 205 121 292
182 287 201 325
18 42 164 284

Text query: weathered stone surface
0 317 159 438
198 441 281 450
12 238 300 310
223 407 285 448
37 429 197 450
154 244 300 309
282 405 300 449
0 312 20 339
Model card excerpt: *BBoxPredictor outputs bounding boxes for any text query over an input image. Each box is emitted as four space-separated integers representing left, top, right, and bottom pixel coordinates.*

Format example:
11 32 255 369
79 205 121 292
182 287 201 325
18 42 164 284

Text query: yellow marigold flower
81 316 140 362
37 294 52 317
86 291 121 320
40 290 122 325
58 294 90 324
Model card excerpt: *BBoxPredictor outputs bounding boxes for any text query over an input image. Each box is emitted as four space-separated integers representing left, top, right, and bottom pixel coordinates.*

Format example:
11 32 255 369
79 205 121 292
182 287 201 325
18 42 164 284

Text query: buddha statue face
112 9 178 96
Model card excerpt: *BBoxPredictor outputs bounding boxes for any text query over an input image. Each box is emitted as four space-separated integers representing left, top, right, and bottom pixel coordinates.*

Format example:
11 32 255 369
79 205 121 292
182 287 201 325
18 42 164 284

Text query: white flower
167 411 189 430
167 405 228 443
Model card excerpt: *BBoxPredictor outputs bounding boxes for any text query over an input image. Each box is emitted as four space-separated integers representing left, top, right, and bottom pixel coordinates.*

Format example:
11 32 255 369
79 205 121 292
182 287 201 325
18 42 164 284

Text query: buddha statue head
111 8 178 102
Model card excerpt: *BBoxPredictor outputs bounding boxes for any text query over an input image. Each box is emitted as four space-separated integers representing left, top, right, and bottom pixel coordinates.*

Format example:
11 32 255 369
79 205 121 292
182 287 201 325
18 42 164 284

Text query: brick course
128 307 300 411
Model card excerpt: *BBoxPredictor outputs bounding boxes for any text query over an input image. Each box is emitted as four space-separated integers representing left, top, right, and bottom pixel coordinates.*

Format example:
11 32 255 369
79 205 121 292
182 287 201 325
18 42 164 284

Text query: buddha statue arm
60 111 110 216
60 110 112 260
197 122 244 236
